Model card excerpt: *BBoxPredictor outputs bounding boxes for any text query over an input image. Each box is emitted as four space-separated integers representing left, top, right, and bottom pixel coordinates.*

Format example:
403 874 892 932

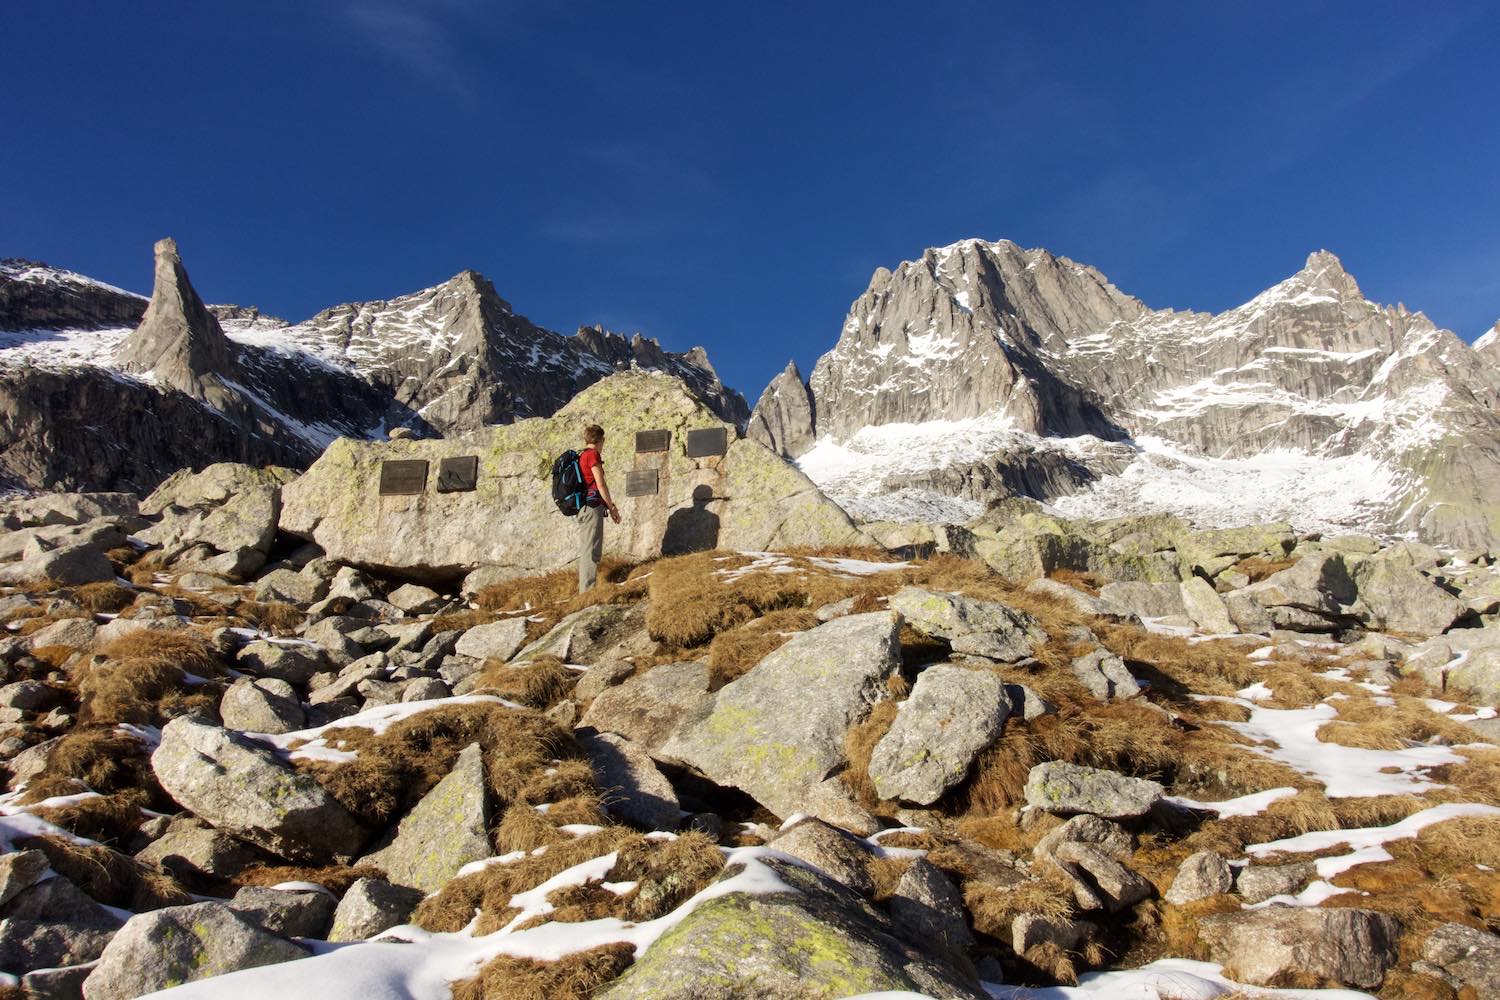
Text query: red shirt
579 447 603 497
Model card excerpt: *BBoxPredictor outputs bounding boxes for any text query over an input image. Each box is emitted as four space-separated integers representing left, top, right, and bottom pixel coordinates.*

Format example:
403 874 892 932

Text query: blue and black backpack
551 449 586 516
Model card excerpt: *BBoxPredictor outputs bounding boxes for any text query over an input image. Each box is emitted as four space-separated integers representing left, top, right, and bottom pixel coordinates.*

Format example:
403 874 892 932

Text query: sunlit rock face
786 239 1500 547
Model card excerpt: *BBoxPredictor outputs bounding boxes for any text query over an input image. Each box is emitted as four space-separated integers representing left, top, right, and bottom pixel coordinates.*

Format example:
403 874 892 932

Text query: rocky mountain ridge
0 243 746 494
753 239 1500 548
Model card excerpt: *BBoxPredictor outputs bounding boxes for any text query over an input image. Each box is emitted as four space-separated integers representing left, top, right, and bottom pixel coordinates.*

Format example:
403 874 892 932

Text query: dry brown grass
39 725 164 801
1430 747 1500 808
705 608 819 688
1047 568 1109 596
234 863 387 896
868 855 918 901
1234 555 1298 582
451 943 635 1000
429 608 501 633
472 558 649 644
468 655 578 709
955 813 1043 855
304 703 579 829
0 605 46 626
605 831 725 920
77 630 224 725
962 869 1076 938
17 834 192 911
33 791 149 846
643 550 907 650
840 699 899 811
1096 626 1264 697
415 828 639 934
71 581 136 613
234 600 305 635
29 644 80 669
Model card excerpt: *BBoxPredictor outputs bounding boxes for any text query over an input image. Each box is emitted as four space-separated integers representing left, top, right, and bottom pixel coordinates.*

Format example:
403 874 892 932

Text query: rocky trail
0 460 1496 999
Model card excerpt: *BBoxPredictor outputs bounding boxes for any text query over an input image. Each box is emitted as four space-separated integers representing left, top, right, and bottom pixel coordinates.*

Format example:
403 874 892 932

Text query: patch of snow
1049 437 1405 538
1165 787 1297 819
1223 702 1467 797
983 957 1376 998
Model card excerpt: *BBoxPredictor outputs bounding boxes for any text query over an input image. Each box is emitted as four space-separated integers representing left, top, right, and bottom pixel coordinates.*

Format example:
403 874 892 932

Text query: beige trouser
577 504 604 592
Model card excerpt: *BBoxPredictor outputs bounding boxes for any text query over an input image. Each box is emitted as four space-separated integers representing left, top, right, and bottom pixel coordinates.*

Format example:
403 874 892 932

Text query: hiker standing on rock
577 424 620 591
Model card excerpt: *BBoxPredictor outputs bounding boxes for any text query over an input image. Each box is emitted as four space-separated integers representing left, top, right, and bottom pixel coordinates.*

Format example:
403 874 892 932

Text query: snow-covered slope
783 240 1500 547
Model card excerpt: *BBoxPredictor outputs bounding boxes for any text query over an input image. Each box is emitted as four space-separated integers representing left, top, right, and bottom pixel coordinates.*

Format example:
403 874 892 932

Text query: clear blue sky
5 2 1498 399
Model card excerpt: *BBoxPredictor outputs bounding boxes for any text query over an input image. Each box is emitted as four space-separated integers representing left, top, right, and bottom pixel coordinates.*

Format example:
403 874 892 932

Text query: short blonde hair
583 424 605 445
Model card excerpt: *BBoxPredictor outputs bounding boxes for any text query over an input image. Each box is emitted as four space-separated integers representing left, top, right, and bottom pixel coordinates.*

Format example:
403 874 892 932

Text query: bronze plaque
635 429 671 453
436 455 479 493
378 459 428 496
624 469 659 497
685 427 728 458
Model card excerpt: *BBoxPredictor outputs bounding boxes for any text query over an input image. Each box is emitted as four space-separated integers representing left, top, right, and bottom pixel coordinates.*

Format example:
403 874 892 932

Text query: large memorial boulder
279 371 869 581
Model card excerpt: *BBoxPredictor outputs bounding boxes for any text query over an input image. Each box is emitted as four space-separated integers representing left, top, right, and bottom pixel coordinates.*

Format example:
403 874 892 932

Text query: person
577 424 620 591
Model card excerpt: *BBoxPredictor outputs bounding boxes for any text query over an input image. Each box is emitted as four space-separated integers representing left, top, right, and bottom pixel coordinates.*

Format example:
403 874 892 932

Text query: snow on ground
1048 437 1405 538
1224 701 1467 798
1243 803 1500 908
150 845 798 999
0 327 135 371
798 406 1406 536
983 958 1377 999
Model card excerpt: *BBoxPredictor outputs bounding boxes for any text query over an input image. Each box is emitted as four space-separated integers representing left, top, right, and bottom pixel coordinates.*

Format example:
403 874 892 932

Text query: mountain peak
116 237 237 398
1296 249 1363 299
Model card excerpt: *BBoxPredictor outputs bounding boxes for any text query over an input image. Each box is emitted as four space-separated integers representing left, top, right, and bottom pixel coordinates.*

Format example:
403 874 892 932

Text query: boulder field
0 459 1497 998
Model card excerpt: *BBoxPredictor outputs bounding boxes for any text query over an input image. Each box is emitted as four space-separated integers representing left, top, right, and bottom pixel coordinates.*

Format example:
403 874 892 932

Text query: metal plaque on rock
685 427 728 458
436 455 479 493
635 429 671 453
379 459 429 496
625 469 659 497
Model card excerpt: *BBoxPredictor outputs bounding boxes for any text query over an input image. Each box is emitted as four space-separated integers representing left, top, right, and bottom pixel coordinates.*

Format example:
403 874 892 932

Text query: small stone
868 664 1008 805
401 677 450 702
229 885 336 939
889 858 973 951
327 878 424 942
1164 850 1233 904
1051 842 1153 912
453 618 529 661
220 677 305 734
237 641 328 686
1236 862 1315 904
576 728 681 831
1069 648 1142 701
386 584 444 615
1197 907 1400 989
769 817 874 895
1034 814 1134 860
1420 922 1500 996
1024 761 1163 818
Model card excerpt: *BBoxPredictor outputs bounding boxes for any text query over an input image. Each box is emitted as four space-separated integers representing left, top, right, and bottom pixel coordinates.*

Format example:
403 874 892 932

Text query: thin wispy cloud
342 0 481 99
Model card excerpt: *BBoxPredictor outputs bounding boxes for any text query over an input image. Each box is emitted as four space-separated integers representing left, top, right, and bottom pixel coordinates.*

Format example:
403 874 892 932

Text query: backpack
551 449 586 516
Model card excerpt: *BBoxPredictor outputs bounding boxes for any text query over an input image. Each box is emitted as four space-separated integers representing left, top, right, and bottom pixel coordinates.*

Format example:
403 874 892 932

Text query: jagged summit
115 238 238 400
789 239 1500 548
747 359 815 459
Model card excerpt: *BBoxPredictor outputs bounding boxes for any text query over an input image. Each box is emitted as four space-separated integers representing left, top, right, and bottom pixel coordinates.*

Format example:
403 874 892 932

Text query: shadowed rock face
0 259 146 331
793 239 1500 547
